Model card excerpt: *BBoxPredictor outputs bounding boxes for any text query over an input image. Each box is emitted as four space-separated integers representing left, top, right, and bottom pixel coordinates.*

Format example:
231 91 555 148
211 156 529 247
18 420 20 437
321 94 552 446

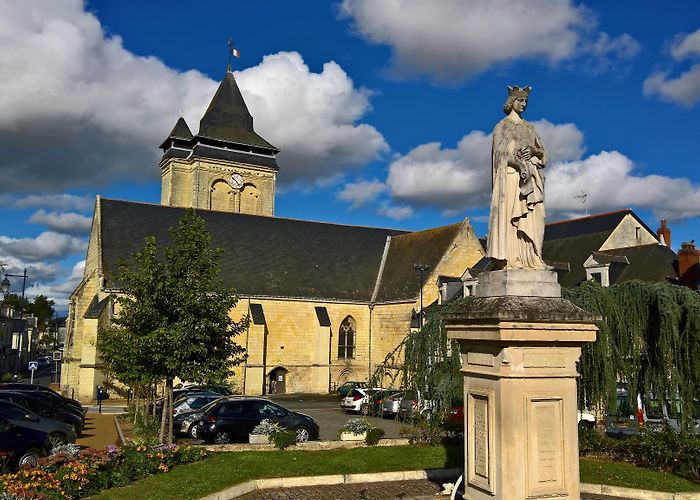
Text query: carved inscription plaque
473 396 489 478
527 398 565 496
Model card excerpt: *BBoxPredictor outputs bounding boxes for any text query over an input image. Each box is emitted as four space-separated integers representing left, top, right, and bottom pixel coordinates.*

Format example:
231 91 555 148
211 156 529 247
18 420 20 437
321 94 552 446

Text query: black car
0 392 84 435
199 397 319 444
175 399 221 438
0 415 49 472
0 401 76 448
8 389 86 421
0 383 85 414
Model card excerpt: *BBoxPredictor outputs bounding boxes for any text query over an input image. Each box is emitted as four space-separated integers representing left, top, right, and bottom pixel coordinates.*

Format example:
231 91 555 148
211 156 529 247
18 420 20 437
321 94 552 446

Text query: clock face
229 173 244 189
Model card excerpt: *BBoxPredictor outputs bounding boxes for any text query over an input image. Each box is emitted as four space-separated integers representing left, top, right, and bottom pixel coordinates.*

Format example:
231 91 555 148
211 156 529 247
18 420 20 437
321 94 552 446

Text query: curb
198 468 462 500
580 483 700 499
113 415 127 445
203 437 411 453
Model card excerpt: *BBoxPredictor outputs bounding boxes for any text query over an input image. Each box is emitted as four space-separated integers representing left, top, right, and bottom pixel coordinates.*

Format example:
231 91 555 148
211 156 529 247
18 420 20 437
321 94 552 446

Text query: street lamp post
1 268 29 381
413 263 430 329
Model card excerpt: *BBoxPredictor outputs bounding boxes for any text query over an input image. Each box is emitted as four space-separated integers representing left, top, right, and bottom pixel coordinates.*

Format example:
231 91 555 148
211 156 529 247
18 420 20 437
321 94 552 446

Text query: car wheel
16 448 42 469
578 420 594 431
360 403 369 416
72 423 81 437
188 423 200 439
295 426 311 442
214 431 232 444
48 432 67 449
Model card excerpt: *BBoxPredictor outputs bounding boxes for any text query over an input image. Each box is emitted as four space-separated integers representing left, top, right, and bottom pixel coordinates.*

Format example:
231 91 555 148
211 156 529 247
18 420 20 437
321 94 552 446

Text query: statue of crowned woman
487 85 548 270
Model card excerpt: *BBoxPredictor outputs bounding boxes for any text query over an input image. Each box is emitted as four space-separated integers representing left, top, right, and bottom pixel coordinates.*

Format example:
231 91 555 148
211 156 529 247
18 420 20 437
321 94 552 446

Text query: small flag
232 47 240 58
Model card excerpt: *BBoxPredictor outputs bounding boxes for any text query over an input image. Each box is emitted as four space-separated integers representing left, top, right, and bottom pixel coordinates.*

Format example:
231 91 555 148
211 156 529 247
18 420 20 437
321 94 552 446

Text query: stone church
61 70 485 401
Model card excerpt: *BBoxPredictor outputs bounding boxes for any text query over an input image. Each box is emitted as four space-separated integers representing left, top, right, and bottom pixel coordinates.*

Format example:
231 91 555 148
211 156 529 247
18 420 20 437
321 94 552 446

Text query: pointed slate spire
159 116 193 150
196 71 278 153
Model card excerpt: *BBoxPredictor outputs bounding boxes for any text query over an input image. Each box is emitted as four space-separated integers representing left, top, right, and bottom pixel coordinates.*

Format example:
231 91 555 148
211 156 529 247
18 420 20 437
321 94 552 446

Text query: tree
98 208 248 443
31 295 55 333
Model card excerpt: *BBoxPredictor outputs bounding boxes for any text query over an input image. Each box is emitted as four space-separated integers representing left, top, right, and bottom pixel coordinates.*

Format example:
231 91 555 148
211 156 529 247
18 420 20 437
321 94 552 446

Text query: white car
578 410 596 429
340 387 383 413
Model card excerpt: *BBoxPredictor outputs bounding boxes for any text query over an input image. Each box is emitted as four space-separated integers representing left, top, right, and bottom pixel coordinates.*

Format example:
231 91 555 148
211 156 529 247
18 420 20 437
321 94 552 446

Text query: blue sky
1 0 699 313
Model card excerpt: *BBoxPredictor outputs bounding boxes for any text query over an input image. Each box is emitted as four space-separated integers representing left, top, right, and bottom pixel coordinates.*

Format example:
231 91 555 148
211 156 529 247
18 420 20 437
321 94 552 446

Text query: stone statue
487 85 548 270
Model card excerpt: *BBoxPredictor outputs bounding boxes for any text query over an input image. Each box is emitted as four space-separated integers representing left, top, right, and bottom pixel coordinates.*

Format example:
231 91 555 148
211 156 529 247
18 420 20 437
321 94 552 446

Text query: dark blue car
0 415 49 472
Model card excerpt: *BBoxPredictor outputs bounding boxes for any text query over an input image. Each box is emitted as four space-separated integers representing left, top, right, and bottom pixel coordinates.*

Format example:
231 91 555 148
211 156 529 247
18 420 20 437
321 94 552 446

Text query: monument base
443 296 598 500
477 269 561 298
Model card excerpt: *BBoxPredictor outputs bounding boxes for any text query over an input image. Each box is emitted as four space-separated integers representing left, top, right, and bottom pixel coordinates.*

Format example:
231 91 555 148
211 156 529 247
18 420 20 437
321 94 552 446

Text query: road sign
52 350 62 361
28 361 38 371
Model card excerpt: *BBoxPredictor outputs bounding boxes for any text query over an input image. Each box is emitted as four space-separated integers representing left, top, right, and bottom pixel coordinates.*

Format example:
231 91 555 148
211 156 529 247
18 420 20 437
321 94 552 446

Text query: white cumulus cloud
11 194 95 212
0 1 387 194
0 232 86 262
236 52 388 185
377 202 414 220
337 179 387 208
644 28 700 108
339 0 638 83
380 120 700 220
28 210 92 234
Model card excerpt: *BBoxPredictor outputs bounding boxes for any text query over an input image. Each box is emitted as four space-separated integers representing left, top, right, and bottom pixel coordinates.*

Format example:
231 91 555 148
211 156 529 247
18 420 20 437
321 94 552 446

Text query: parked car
0 383 85 414
447 403 464 425
397 391 437 421
155 386 233 413
606 386 700 438
578 410 596 429
0 415 49 472
0 401 76 448
176 400 222 439
0 392 84 435
382 392 403 418
340 388 383 414
198 397 319 444
368 389 400 417
337 381 368 398
173 393 222 416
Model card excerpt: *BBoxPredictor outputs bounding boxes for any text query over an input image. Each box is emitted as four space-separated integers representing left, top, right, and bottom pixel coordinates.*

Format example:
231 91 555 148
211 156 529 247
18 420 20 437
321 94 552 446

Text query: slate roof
83 295 110 319
542 209 660 287
98 198 408 302
598 244 678 284
190 144 278 170
159 117 194 149
196 72 278 153
374 223 464 302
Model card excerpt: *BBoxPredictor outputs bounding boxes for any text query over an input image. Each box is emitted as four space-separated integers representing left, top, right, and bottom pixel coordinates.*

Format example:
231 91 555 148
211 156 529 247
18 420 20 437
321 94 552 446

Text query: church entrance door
269 367 287 394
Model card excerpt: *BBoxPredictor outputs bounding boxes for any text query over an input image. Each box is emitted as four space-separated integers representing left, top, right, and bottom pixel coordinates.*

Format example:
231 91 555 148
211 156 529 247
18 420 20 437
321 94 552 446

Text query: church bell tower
159 69 279 216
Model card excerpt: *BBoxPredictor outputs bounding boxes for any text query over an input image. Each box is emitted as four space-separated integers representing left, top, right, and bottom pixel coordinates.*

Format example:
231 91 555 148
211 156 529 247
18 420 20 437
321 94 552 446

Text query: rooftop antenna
574 190 588 216
227 38 240 73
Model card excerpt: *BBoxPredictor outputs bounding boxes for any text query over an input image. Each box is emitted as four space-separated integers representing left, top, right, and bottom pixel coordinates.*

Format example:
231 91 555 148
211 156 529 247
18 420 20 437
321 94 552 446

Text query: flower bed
0 443 207 499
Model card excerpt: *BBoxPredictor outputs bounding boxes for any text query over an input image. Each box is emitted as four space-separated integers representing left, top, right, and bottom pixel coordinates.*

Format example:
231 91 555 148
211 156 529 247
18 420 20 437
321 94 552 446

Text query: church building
61 69 485 402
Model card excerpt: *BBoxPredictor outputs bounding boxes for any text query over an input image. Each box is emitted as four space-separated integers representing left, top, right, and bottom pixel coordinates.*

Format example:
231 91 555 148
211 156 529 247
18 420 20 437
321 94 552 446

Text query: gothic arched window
338 316 356 359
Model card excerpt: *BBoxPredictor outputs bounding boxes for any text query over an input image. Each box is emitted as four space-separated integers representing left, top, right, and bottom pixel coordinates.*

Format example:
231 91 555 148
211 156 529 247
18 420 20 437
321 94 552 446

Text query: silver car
382 392 403 418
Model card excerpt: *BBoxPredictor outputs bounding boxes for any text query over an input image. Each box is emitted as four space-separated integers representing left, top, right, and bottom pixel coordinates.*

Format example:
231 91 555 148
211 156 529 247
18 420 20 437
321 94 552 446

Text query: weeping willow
564 280 700 427
371 281 700 428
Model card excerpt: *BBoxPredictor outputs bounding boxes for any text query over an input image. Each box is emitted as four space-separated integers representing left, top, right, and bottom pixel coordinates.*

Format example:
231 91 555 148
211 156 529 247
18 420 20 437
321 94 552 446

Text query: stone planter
339 431 367 442
248 434 270 444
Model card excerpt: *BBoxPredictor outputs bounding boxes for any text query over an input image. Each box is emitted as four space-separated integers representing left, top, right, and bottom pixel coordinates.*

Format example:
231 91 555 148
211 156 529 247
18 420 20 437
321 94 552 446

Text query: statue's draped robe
487 115 547 269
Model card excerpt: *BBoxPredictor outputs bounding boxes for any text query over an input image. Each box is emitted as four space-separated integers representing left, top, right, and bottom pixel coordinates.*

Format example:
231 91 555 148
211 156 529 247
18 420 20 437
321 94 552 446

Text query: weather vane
227 38 240 72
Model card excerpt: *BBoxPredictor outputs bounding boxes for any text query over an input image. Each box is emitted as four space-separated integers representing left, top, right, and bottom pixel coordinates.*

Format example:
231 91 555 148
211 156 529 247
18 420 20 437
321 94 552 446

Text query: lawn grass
90 447 700 499
579 457 700 493
91 445 463 500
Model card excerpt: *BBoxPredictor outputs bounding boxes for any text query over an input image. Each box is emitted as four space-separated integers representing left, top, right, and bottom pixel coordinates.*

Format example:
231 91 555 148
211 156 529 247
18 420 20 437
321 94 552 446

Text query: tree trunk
167 379 174 444
134 396 140 424
158 381 168 443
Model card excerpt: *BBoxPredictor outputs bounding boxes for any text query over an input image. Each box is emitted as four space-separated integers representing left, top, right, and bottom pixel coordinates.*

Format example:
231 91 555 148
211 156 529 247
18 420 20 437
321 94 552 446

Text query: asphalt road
267 394 408 441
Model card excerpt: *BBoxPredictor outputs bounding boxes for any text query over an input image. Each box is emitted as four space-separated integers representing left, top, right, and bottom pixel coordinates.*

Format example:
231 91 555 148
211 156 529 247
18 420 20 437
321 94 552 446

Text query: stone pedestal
443 272 597 500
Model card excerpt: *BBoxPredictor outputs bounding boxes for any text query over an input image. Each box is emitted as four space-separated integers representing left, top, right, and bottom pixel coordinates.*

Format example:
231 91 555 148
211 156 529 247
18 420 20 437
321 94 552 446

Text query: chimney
657 219 671 247
678 240 700 289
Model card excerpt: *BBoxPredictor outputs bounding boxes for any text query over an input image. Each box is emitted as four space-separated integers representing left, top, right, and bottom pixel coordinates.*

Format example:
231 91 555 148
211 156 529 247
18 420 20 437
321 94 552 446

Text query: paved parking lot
268 394 407 441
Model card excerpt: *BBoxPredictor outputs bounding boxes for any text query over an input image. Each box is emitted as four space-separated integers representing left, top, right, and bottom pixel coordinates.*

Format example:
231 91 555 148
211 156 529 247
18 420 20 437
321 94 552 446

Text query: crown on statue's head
507 85 532 98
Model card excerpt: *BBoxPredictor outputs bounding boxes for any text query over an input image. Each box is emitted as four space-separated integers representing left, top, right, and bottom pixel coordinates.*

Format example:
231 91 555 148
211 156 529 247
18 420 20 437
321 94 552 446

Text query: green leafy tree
31 295 55 333
2 293 31 313
98 208 248 443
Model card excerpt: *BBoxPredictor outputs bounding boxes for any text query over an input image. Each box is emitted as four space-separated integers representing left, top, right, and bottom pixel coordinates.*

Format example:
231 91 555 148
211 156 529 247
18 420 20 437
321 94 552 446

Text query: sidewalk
76 412 120 448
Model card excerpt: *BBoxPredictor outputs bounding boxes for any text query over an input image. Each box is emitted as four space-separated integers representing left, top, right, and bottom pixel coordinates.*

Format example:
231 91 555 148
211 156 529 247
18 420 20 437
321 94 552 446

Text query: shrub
0 443 207 499
399 412 446 445
579 425 700 482
269 428 297 450
250 419 282 435
338 417 371 437
365 427 385 445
